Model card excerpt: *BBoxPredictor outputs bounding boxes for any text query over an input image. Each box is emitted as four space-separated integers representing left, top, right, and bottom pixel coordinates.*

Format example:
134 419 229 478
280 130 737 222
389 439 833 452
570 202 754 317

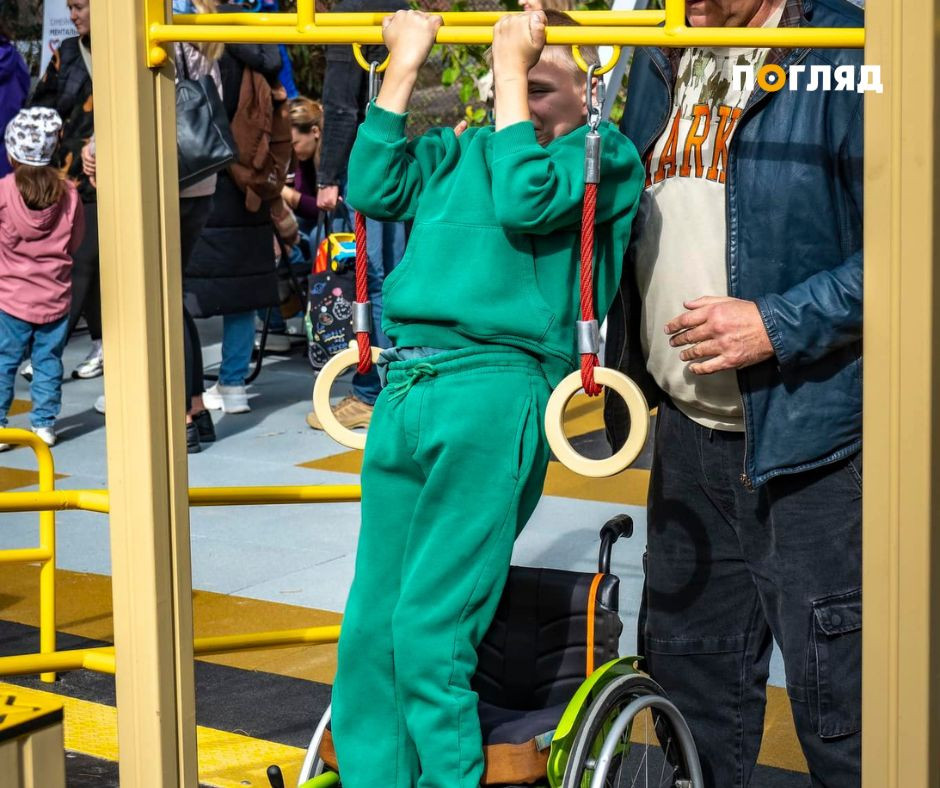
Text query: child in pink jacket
0 107 84 448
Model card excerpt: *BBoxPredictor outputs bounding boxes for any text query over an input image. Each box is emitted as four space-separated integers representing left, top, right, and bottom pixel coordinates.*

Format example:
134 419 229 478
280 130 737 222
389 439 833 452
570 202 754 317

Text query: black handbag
176 46 236 189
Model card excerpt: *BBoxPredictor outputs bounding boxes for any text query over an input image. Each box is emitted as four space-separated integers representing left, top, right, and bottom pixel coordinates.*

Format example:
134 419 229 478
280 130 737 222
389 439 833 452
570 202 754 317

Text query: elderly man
605 0 864 785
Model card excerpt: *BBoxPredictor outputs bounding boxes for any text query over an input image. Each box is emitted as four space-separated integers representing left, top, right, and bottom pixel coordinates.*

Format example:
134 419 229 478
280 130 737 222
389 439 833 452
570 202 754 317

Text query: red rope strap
354 210 372 374
579 182 601 396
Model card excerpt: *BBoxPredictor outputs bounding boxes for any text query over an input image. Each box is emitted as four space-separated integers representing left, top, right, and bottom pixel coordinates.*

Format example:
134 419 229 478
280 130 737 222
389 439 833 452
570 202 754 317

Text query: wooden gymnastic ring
544 366 649 478
312 341 382 450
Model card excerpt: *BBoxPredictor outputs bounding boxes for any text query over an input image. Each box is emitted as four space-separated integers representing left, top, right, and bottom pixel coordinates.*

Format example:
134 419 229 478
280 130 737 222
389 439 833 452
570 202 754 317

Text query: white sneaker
202 383 250 413
72 340 103 379
0 443 13 452
32 426 56 446
19 361 32 381
94 395 106 414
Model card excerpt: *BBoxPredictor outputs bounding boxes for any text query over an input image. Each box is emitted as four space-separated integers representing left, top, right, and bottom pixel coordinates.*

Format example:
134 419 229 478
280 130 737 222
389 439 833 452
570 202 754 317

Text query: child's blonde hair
13 163 65 212
540 9 599 78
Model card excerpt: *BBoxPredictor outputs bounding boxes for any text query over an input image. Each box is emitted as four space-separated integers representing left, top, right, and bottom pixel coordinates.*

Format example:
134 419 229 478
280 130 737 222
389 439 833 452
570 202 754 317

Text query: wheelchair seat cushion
478 698 569 746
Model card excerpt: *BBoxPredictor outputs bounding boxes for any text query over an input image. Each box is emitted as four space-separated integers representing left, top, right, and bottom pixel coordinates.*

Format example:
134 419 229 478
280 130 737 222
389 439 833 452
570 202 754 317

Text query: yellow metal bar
193 625 341 656
0 548 52 564
188 485 361 506
150 23 864 48
174 10 668 27
0 490 109 513
0 485 361 514
0 647 114 678
664 0 686 33
297 0 314 29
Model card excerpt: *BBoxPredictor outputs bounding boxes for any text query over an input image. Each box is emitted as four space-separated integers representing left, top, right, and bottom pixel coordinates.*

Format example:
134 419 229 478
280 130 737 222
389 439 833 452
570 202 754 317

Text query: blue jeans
351 217 405 405
641 399 861 788
219 311 255 386
0 310 69 428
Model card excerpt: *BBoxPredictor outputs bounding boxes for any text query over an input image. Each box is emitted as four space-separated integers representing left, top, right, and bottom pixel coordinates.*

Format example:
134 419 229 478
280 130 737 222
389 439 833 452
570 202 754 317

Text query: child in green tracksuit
331 9 644 787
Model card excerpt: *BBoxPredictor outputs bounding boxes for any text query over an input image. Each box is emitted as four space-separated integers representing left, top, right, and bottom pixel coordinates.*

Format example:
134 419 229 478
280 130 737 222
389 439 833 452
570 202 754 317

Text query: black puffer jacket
30 35 96 203
184 28 283 318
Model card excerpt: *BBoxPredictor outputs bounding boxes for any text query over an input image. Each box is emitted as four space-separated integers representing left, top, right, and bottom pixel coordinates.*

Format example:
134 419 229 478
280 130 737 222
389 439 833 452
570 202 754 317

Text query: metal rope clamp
543 63 651 478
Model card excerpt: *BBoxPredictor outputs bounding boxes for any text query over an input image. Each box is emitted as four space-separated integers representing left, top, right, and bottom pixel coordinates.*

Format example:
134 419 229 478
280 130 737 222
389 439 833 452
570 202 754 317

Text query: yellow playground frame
0 0 936 785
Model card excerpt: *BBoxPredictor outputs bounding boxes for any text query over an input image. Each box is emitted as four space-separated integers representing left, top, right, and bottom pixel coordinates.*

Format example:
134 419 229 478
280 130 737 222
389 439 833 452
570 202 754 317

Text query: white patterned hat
4 107 63 167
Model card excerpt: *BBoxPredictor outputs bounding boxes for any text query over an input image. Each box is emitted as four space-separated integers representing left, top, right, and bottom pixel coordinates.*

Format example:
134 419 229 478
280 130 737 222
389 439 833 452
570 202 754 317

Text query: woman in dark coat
185 20 282 416
30 0 103 380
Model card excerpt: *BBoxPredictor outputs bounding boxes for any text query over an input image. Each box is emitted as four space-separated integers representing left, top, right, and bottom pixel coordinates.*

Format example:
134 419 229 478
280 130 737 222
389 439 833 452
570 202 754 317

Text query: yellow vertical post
863 1 940 786
37 440 56 684
298 0 315 29
92 0 198 785
664 0 685 34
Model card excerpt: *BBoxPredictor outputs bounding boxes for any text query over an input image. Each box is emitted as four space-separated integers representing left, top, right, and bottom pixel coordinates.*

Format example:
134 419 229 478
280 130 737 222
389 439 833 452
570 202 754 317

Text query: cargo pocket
808 588 862 738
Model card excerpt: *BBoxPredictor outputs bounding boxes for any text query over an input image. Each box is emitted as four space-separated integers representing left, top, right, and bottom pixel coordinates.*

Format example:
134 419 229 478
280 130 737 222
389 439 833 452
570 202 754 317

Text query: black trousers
179 195 213 407
641 399 862 788
68 200 101 340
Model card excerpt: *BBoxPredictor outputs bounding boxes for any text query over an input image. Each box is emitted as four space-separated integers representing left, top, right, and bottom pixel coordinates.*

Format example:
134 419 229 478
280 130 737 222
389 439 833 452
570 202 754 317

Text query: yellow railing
147 0 865 67
0 427 358 683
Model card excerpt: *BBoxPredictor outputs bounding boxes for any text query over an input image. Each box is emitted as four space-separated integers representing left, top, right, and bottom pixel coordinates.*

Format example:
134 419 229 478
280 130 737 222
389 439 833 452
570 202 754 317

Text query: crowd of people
0 0 863 786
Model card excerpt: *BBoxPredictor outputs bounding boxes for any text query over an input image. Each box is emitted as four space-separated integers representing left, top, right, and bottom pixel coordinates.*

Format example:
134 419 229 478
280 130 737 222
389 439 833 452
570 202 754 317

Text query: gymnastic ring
572 45 621 76
544 366 649 478
312 341 383 450
352 44 390 73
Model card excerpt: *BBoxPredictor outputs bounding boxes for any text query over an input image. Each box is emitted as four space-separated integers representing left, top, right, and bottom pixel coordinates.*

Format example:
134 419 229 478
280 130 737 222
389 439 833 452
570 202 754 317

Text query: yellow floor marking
2 564 808 775
9 399 31 417
0 466 68 492
0 681 305 787
0 564 339 684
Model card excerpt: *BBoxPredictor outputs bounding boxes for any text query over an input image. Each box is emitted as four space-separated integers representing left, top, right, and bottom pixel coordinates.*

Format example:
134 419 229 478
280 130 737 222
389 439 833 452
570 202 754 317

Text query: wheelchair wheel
298 704 337 786
561 674 702 788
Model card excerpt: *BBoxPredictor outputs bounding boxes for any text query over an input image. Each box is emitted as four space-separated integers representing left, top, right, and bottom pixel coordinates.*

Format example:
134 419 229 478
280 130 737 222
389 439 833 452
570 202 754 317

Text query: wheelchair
279 514 703 788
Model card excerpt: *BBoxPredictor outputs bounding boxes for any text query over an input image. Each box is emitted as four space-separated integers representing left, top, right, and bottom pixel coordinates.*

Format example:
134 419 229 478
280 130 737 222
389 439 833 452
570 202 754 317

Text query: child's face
527 55 588 146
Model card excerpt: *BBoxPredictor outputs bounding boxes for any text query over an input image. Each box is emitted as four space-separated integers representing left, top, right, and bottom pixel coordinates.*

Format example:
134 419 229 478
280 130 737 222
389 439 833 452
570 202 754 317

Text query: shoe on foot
306 395 373 431
19 361 32 382
31 426 56 447
202 383 250 414
94 395 106 414
0 442 13 452
186 421 201 454
192 409 216 443
72 340 103 379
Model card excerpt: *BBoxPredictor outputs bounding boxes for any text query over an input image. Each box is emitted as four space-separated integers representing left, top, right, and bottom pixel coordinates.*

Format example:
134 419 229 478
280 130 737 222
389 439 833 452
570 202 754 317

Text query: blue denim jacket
604 0 864 487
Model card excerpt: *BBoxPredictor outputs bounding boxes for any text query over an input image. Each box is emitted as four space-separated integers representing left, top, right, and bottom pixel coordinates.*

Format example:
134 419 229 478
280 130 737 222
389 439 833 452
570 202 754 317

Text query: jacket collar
647 0 809 82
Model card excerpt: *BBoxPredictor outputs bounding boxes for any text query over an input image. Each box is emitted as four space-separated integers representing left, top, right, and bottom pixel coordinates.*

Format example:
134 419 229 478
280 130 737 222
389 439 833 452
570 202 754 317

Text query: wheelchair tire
298 704 337 786
560 674 702 788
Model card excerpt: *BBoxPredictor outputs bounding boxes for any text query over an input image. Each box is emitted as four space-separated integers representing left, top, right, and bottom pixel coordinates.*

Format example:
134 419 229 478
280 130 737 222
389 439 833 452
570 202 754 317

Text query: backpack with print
227 67 292 212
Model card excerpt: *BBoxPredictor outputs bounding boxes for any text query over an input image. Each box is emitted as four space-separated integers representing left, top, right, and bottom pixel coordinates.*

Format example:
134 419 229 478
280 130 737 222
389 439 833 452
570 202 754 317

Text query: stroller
270 514 702 788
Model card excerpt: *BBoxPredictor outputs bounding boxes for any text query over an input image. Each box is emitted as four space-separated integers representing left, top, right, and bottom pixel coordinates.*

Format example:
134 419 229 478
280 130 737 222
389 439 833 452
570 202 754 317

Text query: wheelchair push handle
598 513 634 574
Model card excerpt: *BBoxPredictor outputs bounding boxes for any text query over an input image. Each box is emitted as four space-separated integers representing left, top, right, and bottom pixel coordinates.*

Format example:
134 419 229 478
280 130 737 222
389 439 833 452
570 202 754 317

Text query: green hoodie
347 103 645 385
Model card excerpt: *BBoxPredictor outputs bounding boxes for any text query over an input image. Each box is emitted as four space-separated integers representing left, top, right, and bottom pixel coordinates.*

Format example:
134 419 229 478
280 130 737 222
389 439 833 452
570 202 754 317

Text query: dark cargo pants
641 399 862 788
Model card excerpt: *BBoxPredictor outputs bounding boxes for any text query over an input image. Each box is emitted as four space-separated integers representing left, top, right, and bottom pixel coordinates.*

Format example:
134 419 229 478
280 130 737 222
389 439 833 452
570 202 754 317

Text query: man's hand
492 11 546 79
665 295 775 375
317 184 340 212
382 10 442 73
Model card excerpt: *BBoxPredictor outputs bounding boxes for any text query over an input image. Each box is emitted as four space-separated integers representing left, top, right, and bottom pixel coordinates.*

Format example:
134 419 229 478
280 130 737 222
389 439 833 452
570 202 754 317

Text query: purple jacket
0 40 30 178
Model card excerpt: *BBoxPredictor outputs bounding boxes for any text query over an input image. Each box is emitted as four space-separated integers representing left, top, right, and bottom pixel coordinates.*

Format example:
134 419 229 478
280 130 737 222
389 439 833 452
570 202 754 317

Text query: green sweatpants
331 346 552 788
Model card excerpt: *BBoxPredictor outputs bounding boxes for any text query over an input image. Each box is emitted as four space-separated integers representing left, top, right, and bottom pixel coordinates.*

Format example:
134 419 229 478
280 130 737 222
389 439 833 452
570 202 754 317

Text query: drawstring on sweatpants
387 363 438 402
